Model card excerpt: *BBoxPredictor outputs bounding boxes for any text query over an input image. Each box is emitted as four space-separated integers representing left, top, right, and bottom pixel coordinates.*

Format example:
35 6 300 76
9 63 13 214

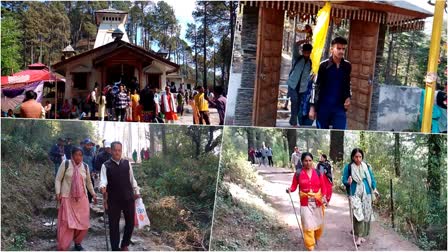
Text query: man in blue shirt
82 138 96 203
309 37 352 129
286 40 313 127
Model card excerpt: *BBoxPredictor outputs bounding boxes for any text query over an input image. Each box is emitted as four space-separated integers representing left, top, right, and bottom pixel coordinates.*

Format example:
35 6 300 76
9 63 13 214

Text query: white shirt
291 152 301 166
91 90 97 103
99 158 140 195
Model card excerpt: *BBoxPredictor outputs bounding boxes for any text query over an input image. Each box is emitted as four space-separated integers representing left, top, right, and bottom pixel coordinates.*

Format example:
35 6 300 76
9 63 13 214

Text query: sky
136 0 196 51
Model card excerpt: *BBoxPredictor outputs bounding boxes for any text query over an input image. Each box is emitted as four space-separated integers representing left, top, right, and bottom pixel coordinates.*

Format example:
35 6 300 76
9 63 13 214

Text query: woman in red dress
161 86 178 123
287 152 327 250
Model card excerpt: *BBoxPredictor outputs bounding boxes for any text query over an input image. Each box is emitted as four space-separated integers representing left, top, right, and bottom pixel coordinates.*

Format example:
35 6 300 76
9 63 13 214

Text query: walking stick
347 196 358 251
103 192 109 251
287 190 305 243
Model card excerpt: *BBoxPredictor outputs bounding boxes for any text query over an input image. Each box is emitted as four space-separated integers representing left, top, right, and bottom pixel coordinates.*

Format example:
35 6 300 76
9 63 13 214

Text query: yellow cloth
194 93 209 112
300 190 325 250
300 190 325 211
304 228 323 250
310 2 332 75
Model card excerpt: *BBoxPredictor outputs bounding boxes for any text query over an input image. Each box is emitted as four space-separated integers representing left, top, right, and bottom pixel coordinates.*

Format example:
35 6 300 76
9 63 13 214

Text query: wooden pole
390 179 394 229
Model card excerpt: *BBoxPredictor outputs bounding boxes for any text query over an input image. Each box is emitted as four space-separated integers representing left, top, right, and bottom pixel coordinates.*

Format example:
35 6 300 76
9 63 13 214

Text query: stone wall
376 85 422 131
233 6 259 126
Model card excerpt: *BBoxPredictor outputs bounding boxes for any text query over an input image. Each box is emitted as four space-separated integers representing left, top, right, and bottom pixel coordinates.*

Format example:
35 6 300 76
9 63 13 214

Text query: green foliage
0 119 99 249
1 11 23 75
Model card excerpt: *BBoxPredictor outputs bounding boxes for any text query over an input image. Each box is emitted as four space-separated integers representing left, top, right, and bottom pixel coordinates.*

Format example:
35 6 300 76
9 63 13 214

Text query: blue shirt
82 147 95 172
320 64 344 108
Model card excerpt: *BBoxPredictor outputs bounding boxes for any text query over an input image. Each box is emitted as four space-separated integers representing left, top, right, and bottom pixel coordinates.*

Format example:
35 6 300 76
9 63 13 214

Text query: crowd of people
3 77 227 126
50 137 145 251
248 145 274 167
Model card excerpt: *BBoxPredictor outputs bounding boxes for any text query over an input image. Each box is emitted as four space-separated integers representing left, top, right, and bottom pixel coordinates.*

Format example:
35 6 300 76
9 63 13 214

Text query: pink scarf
70 160 84 201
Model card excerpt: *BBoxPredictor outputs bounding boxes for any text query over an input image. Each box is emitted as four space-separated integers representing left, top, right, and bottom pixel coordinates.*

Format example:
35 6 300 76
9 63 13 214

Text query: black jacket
311 56 352 111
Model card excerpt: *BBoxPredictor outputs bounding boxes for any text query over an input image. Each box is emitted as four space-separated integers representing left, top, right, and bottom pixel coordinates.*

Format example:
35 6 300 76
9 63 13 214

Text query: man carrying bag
99 141 141 251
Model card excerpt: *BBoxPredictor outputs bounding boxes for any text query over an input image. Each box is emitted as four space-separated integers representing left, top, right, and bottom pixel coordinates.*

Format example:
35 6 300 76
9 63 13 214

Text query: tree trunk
394 42 400 82
404 32 415 86
394 133 401 177
228 1 235 83
286 129 297 157
203 2 208 89
427 134 441 210
194 27 199 86
385 33 395 83
161 125 167 155
246 128 255 149
213 48 216 88
329 130 344 162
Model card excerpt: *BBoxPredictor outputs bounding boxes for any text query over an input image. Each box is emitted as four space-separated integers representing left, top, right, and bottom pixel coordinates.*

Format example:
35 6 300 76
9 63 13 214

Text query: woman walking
286 152 327 251
55 147 97 251
343 148 379 246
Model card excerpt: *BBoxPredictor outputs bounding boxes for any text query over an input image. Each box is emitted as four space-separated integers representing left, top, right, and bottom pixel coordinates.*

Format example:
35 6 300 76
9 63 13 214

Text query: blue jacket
342 162 377 196
82 147 95 172
49 144 64 164
285 43 312 93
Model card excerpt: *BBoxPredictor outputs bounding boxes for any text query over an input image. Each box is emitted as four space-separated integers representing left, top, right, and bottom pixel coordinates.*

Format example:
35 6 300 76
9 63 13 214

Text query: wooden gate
347 20 379 130
253 7 284 126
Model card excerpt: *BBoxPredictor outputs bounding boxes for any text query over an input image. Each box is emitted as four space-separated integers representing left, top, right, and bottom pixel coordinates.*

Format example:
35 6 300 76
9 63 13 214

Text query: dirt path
25 168 174 251
256 165 419 251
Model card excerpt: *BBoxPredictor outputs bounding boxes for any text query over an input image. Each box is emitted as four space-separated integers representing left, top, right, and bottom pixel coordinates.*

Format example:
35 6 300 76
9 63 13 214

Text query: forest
1 119 223 250
212 127 447 250
0 1 237 90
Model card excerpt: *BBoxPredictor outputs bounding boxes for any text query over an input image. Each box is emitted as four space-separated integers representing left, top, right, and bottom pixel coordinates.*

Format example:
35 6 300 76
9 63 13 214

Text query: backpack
61 160 88 183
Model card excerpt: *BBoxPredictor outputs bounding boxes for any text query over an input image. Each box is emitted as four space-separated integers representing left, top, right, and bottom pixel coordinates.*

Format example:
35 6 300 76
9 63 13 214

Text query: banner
310 2 332 75
1 81 45 112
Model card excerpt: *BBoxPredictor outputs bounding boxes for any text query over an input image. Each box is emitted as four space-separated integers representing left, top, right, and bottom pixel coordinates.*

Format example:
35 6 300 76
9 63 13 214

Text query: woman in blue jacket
343 148 379 246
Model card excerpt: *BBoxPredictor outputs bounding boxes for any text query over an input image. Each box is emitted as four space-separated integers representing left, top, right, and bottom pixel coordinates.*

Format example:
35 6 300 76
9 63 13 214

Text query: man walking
115 85 130 122
49 138 65 176
290 147 302 172
194 86 210 125
309 37 352 129
285 40 313 127
206 86 227 125
82 138 96 203
99 141 140 251
64 137 73 161
267 146 274 167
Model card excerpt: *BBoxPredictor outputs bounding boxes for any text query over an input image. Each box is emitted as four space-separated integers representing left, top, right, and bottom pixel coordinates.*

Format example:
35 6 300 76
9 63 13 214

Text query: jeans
316 105 347 129
115 108 126 122
288 87 308 126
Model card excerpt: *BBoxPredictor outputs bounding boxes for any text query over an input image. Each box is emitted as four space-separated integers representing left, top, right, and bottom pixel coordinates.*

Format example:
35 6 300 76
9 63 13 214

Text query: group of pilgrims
286 147 379 250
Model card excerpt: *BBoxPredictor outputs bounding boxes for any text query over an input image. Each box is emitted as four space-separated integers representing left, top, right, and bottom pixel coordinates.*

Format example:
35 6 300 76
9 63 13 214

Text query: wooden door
253 7 284 126
347 20 379 130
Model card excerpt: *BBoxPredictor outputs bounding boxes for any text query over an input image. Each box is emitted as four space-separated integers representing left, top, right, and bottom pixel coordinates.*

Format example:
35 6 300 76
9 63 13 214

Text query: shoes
121 246 129 251
74 244 84 251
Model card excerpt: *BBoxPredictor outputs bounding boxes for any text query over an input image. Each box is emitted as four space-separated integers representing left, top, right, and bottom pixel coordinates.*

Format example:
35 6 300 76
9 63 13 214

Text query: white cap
104 141 111 148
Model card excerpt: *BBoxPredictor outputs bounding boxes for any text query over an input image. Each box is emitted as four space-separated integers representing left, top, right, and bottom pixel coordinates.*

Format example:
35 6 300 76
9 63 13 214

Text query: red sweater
289 168 327 206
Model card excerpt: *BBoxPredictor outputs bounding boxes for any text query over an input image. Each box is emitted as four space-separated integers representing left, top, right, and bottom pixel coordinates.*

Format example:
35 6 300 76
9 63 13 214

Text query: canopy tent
1 63 65 112
1 63 64 87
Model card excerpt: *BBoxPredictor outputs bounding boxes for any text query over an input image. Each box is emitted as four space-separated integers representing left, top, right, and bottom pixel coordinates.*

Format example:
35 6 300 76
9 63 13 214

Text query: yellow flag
310 2 332 75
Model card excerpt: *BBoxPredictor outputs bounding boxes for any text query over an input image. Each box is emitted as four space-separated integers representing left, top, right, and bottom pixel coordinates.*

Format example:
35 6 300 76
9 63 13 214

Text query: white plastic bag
134 198 150 229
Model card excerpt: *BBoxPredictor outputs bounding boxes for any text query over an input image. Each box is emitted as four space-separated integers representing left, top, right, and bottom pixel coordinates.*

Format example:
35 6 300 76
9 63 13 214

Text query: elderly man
99 141 140 251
